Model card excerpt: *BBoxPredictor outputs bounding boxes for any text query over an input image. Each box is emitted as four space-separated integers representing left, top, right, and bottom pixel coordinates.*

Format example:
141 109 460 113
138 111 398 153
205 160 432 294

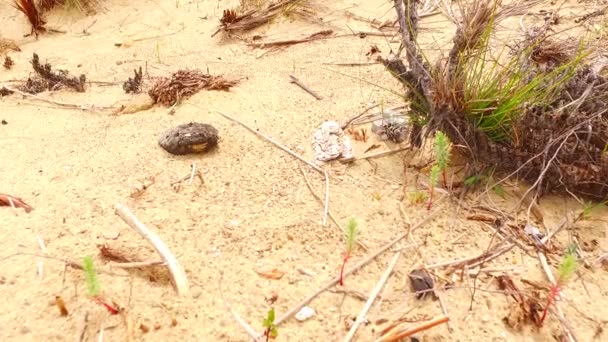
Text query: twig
109 260 165 269
344 252 401 342
216 111 322 173
289 75 323 100
114 204 189 296
188 162 197 185
436 290 453 332
341 104 380 129
340 146 410 163
216 110 330 224
268 208 441 330
2 86 117 111
219 272 262 342
375 315 449 342
299 167 367 249
248 30 335 48
76 311 89 342
36 232 47 279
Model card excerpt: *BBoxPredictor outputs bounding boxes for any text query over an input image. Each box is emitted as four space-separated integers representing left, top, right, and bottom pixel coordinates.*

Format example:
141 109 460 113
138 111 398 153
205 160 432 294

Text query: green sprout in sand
339 217 359 286
262 308 278 341
540 246 578 325
82 256 119 315
428 131 451 210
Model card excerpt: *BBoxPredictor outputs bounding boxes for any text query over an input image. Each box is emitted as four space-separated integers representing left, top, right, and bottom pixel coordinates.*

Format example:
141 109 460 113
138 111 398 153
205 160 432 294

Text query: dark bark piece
158 122 219 155
408 269 435 299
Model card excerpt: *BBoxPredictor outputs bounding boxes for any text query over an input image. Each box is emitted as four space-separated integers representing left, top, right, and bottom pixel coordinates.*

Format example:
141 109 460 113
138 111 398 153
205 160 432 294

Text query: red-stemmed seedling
339 218 359 286
540 246 578 325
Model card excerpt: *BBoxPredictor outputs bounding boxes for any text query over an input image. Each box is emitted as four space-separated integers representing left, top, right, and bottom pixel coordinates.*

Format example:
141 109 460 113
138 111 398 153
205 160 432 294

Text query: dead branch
344 252 401 342
114 203 190 297
289 75 323 100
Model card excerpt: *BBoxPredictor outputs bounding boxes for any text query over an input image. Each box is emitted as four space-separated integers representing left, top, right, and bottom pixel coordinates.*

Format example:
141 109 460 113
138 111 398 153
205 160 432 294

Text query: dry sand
1 0 607 341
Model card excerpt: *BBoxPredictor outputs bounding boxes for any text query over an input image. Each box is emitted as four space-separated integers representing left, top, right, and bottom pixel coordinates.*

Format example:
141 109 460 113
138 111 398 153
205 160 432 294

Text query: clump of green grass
453 11 588 142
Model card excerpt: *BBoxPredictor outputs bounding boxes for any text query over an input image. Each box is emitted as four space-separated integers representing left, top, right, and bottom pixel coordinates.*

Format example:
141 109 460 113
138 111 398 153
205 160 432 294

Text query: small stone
20 325 31 334
159 122 219 155
103 230 120 240
295 306 315 322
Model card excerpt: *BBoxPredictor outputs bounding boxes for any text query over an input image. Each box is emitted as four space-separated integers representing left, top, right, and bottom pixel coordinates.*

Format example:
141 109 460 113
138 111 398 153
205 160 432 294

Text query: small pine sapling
262 308 278 341
82 256 119 315
427 131 451 210
434 131 451 187
540 246 578 325
339 218 358 286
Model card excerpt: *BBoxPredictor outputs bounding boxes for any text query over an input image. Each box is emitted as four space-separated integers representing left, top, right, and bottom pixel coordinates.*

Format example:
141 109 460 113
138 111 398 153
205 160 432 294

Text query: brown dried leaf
97 244 131 263
0 193 33 212
55 295 69 316
255 267 285 280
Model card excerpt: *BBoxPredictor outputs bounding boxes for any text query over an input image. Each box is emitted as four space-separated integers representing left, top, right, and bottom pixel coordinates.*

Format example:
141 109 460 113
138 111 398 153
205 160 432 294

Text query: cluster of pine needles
148 70 238 106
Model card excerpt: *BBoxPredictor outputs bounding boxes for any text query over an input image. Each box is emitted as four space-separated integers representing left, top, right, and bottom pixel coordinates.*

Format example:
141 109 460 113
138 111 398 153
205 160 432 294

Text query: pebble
103 230 120 240
20 326 31 334
295 306 315 322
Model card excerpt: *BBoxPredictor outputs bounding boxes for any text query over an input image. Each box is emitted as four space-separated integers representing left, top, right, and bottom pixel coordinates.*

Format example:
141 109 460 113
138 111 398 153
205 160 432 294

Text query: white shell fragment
312 121 353 163
295 306 316 322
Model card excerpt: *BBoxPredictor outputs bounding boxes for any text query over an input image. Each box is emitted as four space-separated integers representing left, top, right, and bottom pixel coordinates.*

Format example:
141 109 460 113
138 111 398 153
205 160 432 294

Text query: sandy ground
1 0 607 341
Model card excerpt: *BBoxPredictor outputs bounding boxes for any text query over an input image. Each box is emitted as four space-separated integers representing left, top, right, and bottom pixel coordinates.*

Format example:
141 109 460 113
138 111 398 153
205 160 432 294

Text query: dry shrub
20 53 86 93
148 70 238 106
388 0 608 200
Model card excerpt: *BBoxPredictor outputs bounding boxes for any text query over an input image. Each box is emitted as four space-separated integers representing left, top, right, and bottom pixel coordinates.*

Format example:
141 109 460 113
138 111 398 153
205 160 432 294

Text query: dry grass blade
215 0 312 35
149 70 238 106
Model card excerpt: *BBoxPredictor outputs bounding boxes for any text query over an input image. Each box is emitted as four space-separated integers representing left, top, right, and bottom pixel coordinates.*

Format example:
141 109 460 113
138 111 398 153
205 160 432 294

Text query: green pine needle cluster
557 247 578 285
433 131 451 170
82 256 100 297
345 217 359 254
429 164 441 188
262 308 278 339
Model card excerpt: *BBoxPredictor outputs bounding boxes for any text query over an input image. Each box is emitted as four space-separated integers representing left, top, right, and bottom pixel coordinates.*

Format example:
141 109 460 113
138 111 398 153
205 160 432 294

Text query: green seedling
428 131 451 210
82 256 119 315
540 246 578 325
339 218 358 286
408 191 428 205
262 308 278 341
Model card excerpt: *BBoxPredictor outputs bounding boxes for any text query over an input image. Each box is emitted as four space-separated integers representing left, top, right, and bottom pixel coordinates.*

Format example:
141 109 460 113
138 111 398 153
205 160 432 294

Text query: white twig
3 86 117 111
323 170 329 226
344 252 401 342
115 203 190 296
219 273 262 342
188 163 197 185
36 232 47 279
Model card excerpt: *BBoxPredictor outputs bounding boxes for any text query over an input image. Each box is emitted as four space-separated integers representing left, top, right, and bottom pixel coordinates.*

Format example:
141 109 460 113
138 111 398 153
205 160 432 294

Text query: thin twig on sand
344 252 401 342
2 86 117 111
289 75 323 100
265 208 441 333
248 30 334 48
114 204 190 297
216 110 330 225
109 260 165 269
375 315 449 342
340 146 410 163
219 272 262 342
77 311 89 342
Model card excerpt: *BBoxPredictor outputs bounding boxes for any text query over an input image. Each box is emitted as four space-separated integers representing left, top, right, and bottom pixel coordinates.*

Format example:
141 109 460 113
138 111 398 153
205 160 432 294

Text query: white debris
312 121 353 163
295 306 315 322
